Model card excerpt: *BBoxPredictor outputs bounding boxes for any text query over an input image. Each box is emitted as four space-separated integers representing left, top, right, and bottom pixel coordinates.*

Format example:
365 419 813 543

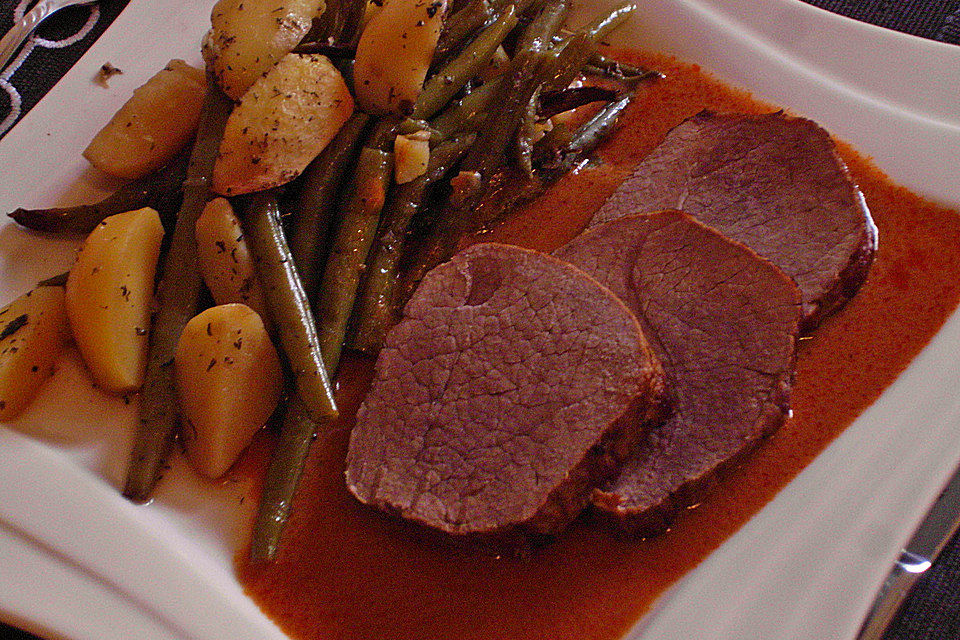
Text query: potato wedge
83 60 205 180
195 198 268 318
212 53 354 196
354 0 447 114
175 304 283 478
0 286 69 420
66 207 164 394
202 0 326 101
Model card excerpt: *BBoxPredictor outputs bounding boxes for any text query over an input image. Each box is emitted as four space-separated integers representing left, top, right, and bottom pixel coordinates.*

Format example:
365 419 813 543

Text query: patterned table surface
1 1 959 639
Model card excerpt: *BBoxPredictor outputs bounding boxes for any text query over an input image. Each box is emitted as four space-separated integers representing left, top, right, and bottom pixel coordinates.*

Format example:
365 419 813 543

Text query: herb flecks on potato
83 60 205 180
195 197 268 318
354 0 447 115
202 0 327 101
66 207 164 394
0 287 69 420
175 303 283 479
212 53 354 196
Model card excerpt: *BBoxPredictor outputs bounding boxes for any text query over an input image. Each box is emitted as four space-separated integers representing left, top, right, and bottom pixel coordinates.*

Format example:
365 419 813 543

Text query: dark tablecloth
1 1 959 639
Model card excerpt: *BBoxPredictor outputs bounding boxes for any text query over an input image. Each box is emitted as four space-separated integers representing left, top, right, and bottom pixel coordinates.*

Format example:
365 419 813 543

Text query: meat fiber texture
592 111 876 331
346 243 664 537
555 211 802 533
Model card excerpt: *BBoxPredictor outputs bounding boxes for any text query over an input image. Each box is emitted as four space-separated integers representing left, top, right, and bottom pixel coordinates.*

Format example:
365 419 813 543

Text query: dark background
1 0 959 639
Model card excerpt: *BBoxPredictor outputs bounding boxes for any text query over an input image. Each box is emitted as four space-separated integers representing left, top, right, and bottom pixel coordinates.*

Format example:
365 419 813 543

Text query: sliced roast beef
346 242 664 536
592 111 876 330
555 210 801 532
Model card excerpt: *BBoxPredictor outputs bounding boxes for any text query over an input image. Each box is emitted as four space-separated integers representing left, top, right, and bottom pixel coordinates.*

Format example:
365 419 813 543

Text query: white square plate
1 1 959 639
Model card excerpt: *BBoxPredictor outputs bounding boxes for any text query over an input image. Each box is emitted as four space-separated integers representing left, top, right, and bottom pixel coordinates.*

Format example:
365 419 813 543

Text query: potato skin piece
202 0 326 101
0 287 69 420
83 60 205 180
66 207 165 394
212 53 355 196
174 304 283 479
195 197 268 318
354 0 447 115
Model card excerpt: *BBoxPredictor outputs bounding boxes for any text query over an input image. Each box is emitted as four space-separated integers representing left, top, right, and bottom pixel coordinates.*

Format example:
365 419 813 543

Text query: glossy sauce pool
236 50 960 639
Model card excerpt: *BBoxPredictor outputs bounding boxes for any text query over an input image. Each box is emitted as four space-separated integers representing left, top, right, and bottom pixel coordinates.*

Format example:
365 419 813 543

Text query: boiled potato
83 60 205 180
66 208 164 394
175 304 283 478
195 198 267 318
202 0 326 100
0 286 69 420
212 53 354 196
354 0 447 114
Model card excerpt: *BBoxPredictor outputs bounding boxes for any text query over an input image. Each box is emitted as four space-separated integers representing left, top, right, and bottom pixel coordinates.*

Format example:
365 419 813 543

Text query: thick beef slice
555 210 801 532
346 242 664 536
592 111 876 330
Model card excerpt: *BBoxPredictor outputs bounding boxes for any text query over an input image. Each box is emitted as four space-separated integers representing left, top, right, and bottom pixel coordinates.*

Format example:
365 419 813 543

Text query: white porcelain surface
1 1 959 638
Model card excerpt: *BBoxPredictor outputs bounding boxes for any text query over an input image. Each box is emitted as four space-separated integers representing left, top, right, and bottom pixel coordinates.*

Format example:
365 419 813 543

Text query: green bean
480 0 570 177
315 147 393 374
516 86 540 176
487 93 638 217
565 91 634 156
497 0 569 178
457 48 551 184
536 4 635 93
584 51 663 81
434 0 492 63
122 79 232 503
288 113 371 300
249 393 319 563
541 32 596 92
315 0 344 41
581 1 637 43
352 135 475 353
399 53 551 296
398 118 443 143
429 76 503 139
411 4 519 120
397 209 465 305
538 86 618 118
333 57 356 95
8 153 188 235
338 0 368 47
367 117 403 151
314 0 366 45
243 192 338 422
514 0 568 53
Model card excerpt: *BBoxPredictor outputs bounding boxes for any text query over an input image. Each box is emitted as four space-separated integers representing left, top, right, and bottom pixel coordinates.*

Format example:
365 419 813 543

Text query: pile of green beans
396 1 645 298
352 134 477 352
412 4 519 121
8 0 655 561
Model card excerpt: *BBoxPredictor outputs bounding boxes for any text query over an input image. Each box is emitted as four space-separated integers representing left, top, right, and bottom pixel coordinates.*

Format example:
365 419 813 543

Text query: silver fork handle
0 0 68 73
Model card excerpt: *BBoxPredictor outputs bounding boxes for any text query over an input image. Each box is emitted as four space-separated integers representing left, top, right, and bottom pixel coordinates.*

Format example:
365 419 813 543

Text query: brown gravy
236 50 960 640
